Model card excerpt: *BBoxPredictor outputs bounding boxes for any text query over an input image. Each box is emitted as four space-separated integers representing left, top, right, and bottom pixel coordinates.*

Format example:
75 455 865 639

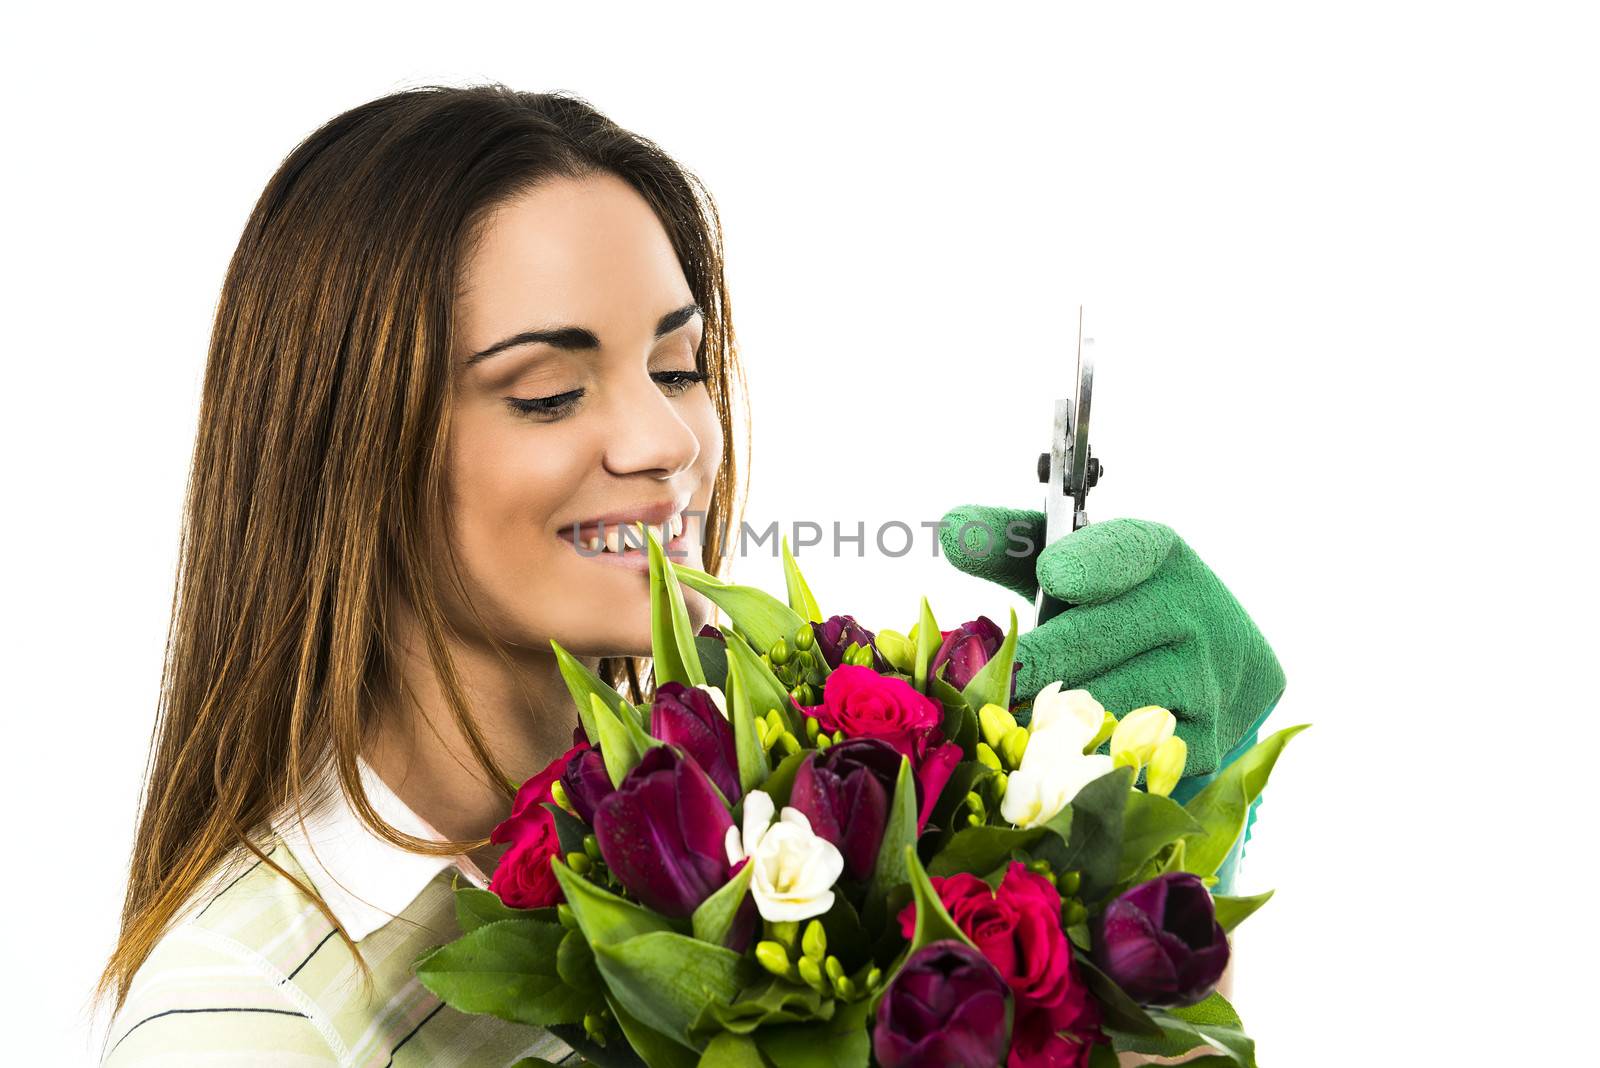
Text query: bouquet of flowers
415 526 1305 1067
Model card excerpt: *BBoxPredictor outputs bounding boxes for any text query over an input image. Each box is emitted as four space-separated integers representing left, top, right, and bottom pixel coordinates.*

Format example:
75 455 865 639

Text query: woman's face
444 172 723 659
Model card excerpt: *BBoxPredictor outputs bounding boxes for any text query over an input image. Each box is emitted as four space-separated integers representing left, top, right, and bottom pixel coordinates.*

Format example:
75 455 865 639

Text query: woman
96 82 1282 1066
95 84 742 1065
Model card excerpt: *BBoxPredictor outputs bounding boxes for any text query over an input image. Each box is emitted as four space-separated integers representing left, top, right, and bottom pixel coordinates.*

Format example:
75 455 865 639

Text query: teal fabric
937 508 1287 779
1165 694 1279 897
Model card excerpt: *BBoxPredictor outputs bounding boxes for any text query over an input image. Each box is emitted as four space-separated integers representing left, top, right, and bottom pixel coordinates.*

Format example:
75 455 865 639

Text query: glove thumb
937 504 1044 602
1036 518 1178 605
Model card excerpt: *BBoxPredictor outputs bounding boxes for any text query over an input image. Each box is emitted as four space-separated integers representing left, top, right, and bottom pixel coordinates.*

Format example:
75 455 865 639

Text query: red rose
801 665 943 763
898 863 1103 1067
487 808 563 909
508 740 591 822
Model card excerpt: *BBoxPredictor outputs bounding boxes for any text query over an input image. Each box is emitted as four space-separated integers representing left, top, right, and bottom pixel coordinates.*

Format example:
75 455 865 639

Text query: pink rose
487 808 563 909
801 665 943 763
898 863 1103 1067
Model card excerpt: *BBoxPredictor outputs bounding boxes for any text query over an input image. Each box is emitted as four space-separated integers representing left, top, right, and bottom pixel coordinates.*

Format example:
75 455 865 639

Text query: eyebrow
463 302 703 367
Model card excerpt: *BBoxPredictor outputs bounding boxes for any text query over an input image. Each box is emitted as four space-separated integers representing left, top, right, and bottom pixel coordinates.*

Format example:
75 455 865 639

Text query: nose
599 367 702 480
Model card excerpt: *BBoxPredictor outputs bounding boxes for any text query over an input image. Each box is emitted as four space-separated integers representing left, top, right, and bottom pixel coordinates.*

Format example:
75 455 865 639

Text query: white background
6 2 1596 1064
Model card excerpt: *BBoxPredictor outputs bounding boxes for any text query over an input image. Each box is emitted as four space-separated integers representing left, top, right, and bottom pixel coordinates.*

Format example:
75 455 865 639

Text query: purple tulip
1093 872 1231 1008
649 681 740 803
591 745 736 918
788 739 899 881
873 940 1011 1068
811 614 889 672
558 747 614 825
696 623 727 642
930 616 1020 702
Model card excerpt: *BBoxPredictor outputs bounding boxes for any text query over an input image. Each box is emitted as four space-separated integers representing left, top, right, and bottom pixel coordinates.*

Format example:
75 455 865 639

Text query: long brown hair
94 83 750 1013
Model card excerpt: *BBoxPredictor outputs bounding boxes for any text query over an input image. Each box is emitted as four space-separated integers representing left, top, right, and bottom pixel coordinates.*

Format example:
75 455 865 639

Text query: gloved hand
937 506 1287 777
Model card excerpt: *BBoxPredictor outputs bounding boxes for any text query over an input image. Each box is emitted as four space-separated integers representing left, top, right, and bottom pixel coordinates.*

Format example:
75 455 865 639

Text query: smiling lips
568 511 688 554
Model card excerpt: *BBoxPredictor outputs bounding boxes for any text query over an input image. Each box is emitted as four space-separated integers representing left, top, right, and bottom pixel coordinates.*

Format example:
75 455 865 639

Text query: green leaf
722 628 802 735
1212 890 1274 933
758 749 808 808
592 694 647 788
671 565 808 656
1074 954 1163 1037
1118 789 1205 883
928 825 1048 877
912 597 941 694
698 1032 771 1067
699 978 831 1035
645 524 704 687
1182 724 1309 879
591 931 753 1046
551 638 636 746
1035 766 1135 903
544 801 592 857
929 673 979 753
780 535 823 623
959 606 1018 713
864 756 918 925
691 859 754 949
415 918 590 1027
756 997 871 1068
724 645 772 794
453 884 552 934
551 859 674 948
1111 991 1256 1067
605 991 697 1068
695 635 729 689
904 843 976 953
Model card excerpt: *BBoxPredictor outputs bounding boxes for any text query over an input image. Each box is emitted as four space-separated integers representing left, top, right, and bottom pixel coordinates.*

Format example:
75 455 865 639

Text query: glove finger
937 504 1045 602
1037 518 1178 606
1081 646 1223 777
1013 589 1191 700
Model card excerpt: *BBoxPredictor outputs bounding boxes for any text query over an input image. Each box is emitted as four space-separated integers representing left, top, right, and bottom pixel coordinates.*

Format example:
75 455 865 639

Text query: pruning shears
1034 305 1105 627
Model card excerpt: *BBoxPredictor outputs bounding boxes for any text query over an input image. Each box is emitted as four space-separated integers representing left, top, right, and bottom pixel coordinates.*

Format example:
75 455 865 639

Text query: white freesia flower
1001 682 1114 829
1109 705 1176 768
723 789 843 922
698 683 729 720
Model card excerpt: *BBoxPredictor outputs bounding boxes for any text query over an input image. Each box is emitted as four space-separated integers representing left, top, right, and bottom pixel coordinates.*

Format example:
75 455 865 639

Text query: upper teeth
580 512 684 553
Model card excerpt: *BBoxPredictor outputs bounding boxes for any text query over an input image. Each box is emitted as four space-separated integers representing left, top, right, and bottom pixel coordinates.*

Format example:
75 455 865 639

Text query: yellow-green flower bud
794 624 815 651
797 956 825 991
754 716 772 749
769 920 799 948
1088 710 1118 754
557 903 578 928
584 1011 608 1043
1000 725 1030 770
974 742 1003 773
835 973 856 1000
874 628 915 673
865 966 883 992
802 920 827 961
1147 735 1188 797
583 834 601 862
1110 705 1177 769
824 954 846 992
1058 869 1082 896
978 703 1018 750
566 852 592 875
550 779 576 816
1027 858 1053 878
804 715 821 743
770 637 791 666
777 731 802 758
756 941 792 977
816 732 833 751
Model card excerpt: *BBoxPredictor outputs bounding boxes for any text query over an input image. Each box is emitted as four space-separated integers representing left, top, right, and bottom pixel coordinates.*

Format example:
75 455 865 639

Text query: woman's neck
363 599 603 874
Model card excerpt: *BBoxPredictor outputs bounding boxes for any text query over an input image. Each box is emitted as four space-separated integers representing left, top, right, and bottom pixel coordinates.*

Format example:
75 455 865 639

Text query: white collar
269 753 491 941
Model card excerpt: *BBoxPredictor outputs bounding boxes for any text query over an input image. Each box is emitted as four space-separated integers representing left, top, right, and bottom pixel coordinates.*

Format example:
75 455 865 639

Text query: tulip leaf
551 858 674 948
1181 724 1309 879
690 860 754 949
543 801 592 858
928 824 1049 877
1074 953 1164 1037
672 565 809 656
912 597 941 694
1212 889 1274 933
780 535 823 623
1117 789 1206 883
1035 766 1135 904
556 927 602 993
551 639 636 746
645 524 704 688
755 998 871 1068
903 844 977 955
590 931 754 1048
695 635 729 690
415 917 592 1027
723 628 802 736
929 672 979 753
548 992 693 1068
755 749 807 808
863 756 919 928
1112 991 1256 1067
699 977 830 1035
453 884 552 934
698 1032 770 1067
724 644 772 794
925 760 993 838
592 694 654 788
959 606 1018 714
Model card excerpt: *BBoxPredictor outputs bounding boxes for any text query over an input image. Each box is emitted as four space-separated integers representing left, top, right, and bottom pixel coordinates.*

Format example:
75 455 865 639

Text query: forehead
456 172 691 337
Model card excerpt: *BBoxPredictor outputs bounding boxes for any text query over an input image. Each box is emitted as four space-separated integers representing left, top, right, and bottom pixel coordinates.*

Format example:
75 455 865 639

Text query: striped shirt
100 756 583 1066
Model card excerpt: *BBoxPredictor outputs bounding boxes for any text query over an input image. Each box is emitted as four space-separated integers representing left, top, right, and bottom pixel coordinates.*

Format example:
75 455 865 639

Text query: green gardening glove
937 506 1287 777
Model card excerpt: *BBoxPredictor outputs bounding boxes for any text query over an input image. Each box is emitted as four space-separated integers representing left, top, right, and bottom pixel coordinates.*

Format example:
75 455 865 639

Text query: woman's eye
505 389 584 420
653 370 709 395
